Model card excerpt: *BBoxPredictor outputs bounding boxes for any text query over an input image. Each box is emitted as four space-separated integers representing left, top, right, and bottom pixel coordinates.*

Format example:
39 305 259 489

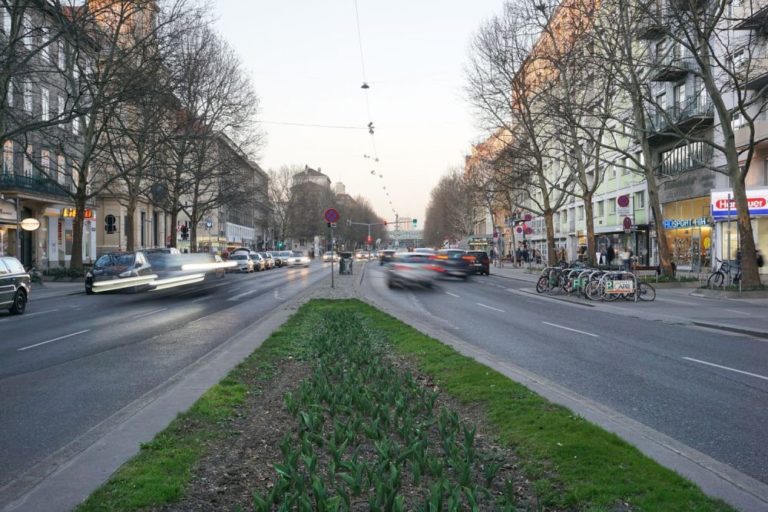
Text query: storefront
711 188 768 274
662 196 712 271
595 225 651 266
0 201 18 257
42 206 97 268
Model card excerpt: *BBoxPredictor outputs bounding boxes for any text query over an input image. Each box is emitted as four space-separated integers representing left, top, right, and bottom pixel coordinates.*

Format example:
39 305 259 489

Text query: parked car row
226 249 308 273
383 249 490 289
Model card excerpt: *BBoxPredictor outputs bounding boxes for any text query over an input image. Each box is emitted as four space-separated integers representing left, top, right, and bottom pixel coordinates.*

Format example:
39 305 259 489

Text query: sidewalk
488 263 768 338
30 280 84 301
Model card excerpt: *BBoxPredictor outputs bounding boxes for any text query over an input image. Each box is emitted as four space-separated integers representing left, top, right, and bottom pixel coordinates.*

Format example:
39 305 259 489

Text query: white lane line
655 297 700 306
227 289 258 301
477 303 505 313
445 292 460 298
724 309 751 316
0 308 59 320
542 321 599 338
683 357 768 382
18 329 90 351
132 307 168 319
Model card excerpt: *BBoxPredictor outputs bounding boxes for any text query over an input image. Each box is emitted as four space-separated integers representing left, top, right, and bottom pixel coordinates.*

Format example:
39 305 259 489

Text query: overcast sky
212 0 505 226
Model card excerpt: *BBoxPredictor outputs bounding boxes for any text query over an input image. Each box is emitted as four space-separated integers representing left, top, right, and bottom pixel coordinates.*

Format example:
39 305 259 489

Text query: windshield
231 254 247 260
95 253 135 268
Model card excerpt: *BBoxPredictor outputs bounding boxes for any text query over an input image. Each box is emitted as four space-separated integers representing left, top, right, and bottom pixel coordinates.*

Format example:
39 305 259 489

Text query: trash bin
339 252 353 275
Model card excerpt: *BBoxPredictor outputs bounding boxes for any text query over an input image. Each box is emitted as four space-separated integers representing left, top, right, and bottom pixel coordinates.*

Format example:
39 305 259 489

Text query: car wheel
10 290 27 314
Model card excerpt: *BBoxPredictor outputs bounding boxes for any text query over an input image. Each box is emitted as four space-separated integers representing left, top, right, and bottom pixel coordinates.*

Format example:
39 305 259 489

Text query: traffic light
412 219 417 227
384 220 388 226
180 224 189 240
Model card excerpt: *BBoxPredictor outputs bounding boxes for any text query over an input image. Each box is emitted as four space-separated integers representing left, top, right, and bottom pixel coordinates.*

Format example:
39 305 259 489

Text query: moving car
467 251 490 275
228 252 255 272
259 252 275 269
0 256 31 314
286 250 311 267
85 251 155 294
322 251 339 262
379 249 396 265
433 249 474 279
385 252 440 289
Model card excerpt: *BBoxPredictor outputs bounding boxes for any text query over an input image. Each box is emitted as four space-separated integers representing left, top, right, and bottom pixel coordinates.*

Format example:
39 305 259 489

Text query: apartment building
0 3 97 268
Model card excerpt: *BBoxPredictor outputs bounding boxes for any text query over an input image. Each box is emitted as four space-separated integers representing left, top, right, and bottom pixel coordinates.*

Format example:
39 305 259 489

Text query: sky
212 0 506 226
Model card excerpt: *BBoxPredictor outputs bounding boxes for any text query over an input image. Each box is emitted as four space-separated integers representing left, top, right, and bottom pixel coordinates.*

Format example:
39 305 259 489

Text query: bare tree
423 168 476 247
159 20 262 251
268 165 300 248
467 2 576 265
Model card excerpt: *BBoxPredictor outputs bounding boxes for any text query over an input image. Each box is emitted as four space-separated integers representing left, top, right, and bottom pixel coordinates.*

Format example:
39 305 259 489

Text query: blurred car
274 251 292 267
85 251 155 294
286 250 311 267
247 252 264 271
259 252 275 269
379 249 396 265
385 252 440 289
144 247 181 255
414 247 436 254
0 256 31 314
228 252 255 272
433 249 474 279
322 251 339 262
467 251 490 275
147 252 229 291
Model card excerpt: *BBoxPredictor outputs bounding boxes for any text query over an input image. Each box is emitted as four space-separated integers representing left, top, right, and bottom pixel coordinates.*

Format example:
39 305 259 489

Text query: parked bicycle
707 258 740 289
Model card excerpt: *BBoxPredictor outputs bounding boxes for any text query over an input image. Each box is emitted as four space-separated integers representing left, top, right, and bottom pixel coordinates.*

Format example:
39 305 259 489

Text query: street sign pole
330 224 334 289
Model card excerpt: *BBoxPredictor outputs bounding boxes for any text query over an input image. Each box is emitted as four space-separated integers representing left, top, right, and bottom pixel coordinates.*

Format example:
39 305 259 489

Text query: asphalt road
0 263 327 493
363 264 768 485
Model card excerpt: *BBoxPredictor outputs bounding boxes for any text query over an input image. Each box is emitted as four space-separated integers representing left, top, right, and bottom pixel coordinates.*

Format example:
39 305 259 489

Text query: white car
322 251 339 262
286 251 311 267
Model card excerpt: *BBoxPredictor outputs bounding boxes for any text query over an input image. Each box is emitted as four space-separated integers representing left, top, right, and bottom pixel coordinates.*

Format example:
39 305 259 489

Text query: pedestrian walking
607 245 616 267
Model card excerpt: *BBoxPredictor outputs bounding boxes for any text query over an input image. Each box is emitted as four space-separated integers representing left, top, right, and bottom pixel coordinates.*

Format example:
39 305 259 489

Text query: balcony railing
734 4 768 31
659 142 714 176
647 98 714 140
734 119 768 149
0 173 73 198
636 8 667 40
650 54 695 81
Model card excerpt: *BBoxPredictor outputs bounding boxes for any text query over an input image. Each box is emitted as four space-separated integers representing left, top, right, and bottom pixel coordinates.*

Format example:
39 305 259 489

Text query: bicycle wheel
707 271 725 289
536 276 549 293
637 282 656 301
585 281 602 301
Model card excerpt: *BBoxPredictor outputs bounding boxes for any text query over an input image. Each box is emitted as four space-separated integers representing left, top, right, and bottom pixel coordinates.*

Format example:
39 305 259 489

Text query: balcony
659 141 714 176
636 8 667 39
734 5 768 31
650 54 694 81
734 119 768 150
0 173 73 198
738 56 768 89
646 98 714 143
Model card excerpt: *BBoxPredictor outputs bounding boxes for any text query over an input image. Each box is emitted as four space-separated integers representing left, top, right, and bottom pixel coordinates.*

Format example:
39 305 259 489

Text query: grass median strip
77 299 733 511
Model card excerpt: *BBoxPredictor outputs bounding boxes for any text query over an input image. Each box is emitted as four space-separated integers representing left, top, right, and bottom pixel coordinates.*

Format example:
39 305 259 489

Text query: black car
434 249 474 279
379 249 396 265
85 251 154 294
467 251 490 275
0 256 31 314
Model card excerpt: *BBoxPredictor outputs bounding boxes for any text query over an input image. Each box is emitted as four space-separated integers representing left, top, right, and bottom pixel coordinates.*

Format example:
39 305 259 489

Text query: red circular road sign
324 208 340 223
516 226 523 233
524 213 532 222
623 216 632 229
524 226 533 235
617 195 630 208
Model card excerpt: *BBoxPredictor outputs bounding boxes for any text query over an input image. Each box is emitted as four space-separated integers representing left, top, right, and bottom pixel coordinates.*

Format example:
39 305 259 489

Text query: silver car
385 252 440 289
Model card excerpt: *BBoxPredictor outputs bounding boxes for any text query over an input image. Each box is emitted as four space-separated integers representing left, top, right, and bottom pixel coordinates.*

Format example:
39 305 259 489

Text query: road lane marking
477 303 505 313
683 357 768 382
655 297 700 306
132 307 168 319
227 289 258 301
724 309 751 316
18 329 90 351
542 321 598 338
445 292 460 298
1 308 59 320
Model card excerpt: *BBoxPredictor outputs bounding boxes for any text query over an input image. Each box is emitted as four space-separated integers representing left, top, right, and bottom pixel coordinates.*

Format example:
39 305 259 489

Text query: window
732 111 745 130
2 7 11 34
2 141 13 174
41 150 50 179
23 148 33 177
57 155 65 185
57 95 64 119
655 40 665 60
22 12 31 47
41 26 49 61
58 41 65 70
72 116 79 135
656 92 666 111
622 156 630 175
41 88 49 121
5 80 12 107
71 166 79 189
634 191 645 209
733 48 746 67
597 200 604 217
610 161 617 178
23 82 32 112
578 205 585 220
609 198 617 214
674 83 686 108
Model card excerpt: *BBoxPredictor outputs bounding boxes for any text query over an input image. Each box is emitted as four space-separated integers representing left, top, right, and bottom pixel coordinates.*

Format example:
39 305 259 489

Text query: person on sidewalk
607 245 615 267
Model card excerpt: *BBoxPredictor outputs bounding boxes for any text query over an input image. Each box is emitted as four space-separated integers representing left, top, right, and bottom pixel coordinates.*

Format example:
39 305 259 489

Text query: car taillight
462 256 475 262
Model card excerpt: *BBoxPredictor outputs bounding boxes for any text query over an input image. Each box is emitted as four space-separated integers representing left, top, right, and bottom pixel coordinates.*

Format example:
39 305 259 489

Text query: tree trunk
732 176 760 287
169 210 178 248
70 199 85 271
544 210 557 266
583 194 596 266
125 197 137 251
190 216 198 252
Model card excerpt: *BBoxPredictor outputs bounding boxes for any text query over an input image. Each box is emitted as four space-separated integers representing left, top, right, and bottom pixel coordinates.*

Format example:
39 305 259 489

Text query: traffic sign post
323 208 341 288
